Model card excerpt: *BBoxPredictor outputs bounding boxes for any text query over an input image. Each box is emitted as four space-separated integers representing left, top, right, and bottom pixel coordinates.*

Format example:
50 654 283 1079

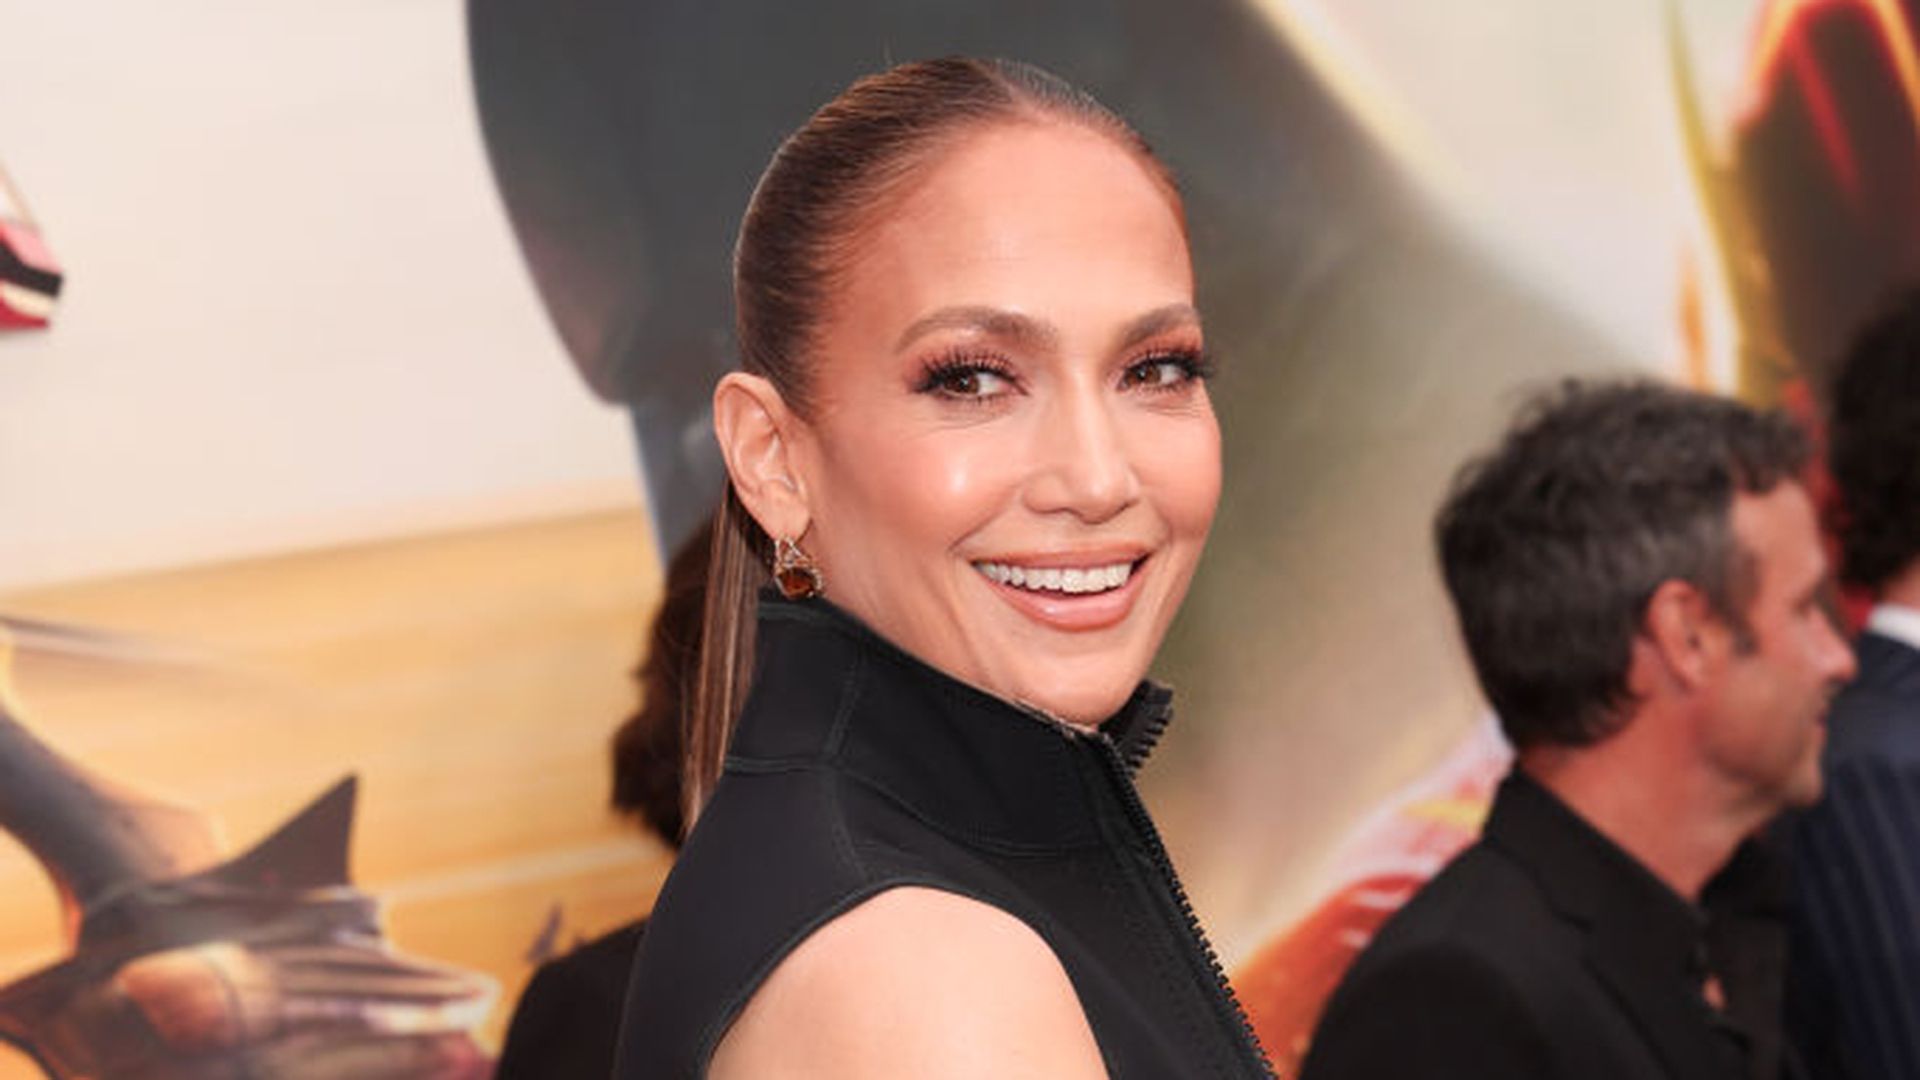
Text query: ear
1634 578 1720 695
713 372 813 542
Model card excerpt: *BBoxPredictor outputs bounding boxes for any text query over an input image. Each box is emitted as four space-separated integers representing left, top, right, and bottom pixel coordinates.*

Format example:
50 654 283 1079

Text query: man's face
1700 482 1858 810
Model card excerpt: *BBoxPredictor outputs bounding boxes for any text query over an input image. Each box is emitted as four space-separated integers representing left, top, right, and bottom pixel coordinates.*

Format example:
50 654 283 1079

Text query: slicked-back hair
688 57 1185 820
1830 290 1920 592
1436 380 1810 750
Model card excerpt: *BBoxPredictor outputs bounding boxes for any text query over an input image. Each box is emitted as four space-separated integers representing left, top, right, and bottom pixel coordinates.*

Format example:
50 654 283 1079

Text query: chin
1787 772 1825 808
979 620 1165 726
1020 679 1139 728
1776 761 1825 809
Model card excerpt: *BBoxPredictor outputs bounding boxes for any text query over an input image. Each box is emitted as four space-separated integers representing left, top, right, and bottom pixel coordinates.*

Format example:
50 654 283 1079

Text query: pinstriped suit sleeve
1793 754 1920 1080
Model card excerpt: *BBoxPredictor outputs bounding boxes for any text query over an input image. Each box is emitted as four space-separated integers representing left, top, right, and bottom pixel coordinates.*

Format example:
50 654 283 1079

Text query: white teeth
974 560 1135 594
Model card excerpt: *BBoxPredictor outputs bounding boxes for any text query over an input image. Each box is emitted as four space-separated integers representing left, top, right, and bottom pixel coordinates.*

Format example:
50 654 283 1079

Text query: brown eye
916 360 1016 400
1123 361 1178 389
1122 352 1208 391
941 369 982 396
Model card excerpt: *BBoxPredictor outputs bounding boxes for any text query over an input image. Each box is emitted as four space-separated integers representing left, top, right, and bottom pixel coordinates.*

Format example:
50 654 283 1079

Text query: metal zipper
1011 697 1273 1074
1086 734 1277 1078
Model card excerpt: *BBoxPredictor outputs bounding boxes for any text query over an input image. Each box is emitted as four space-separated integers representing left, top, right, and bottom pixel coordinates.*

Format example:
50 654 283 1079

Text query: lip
974 551 1150 632
975 546 1150 569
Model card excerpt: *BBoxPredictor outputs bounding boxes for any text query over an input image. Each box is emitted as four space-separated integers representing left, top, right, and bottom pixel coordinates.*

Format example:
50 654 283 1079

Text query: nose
1022 381 1140 523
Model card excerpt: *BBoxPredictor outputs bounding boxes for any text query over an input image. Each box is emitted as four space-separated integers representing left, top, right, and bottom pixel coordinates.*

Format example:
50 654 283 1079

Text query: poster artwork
0 167 62 330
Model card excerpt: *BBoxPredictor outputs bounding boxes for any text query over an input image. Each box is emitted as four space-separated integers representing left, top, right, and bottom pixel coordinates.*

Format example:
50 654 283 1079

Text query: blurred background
4 0 1910 1075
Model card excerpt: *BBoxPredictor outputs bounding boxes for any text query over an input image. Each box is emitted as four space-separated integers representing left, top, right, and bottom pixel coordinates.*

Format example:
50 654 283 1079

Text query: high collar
724 593 1175 849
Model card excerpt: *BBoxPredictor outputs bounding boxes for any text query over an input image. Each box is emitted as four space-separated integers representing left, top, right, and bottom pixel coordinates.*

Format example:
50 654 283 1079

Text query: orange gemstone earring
772 537 824 600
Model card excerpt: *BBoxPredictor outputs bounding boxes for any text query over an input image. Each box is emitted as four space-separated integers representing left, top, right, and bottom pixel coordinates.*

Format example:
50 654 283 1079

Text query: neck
1881 560 1920 611
1519 730 1758 901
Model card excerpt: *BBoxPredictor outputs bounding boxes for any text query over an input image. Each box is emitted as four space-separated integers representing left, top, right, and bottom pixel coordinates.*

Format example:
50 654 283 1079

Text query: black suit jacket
496 920 646 1080
1299 773 1749 1080
1789 629 1920 1080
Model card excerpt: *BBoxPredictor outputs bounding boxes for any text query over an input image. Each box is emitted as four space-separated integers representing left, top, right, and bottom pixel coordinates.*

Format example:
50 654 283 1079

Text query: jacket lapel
1854 631 1920 698
1484 774 1747 1080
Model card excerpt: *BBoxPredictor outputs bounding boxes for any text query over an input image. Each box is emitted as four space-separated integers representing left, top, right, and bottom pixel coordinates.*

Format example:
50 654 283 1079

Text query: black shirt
1301 772 1750 1080
614 594 1273 1078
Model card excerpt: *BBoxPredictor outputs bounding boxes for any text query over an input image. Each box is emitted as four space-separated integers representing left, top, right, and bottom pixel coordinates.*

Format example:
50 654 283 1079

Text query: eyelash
913 352 1019 400
912 348 1215 402
1123 349 1216 391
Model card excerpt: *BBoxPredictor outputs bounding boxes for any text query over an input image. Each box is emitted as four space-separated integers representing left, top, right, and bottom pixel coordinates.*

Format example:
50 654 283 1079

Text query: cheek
1137 408 1222 538
821 424 1026 546
920 434 1025 507
1759 617 1825 694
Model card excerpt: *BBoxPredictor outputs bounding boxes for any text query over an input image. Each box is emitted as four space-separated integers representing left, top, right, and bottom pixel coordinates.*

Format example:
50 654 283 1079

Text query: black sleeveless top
615 595 1273 1078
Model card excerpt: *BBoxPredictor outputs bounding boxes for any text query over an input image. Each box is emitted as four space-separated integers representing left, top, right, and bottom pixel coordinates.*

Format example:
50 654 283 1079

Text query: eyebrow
892 302 1201 354
895 306 1059 353
1116 303 1202 351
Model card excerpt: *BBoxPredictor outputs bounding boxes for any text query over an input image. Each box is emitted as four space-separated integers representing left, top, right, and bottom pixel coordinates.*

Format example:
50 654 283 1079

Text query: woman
618 57 1271 1078
496 516 708 1078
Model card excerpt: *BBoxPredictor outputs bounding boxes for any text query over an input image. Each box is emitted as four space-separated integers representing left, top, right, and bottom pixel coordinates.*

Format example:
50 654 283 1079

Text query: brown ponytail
682 57 1183 823
686 487 769 815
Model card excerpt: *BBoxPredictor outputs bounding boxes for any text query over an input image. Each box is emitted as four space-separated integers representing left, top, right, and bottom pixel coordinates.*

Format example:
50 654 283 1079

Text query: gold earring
772 537 824 600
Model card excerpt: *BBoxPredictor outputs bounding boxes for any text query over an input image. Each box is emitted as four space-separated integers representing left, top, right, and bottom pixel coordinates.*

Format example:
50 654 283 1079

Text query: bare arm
710 886 1108 1079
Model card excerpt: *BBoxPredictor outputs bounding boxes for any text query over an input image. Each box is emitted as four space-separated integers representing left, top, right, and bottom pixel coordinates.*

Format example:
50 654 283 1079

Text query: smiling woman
773 118 1218 728
616 58 1269 1078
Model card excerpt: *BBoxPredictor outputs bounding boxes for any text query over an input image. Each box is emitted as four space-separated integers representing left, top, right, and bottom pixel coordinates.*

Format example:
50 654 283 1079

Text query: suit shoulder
1302 930 1556 1080
1825 678 1920 769
1361 843 1563 959
1326 842 1583 1024
498 923 646 1079
536 920 647 997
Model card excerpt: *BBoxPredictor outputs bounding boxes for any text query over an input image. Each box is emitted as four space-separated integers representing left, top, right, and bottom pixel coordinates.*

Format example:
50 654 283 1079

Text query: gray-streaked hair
1436 379 1809 749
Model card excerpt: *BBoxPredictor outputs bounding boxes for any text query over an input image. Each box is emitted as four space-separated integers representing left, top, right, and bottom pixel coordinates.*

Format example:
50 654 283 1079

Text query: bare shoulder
709 886 1106 1079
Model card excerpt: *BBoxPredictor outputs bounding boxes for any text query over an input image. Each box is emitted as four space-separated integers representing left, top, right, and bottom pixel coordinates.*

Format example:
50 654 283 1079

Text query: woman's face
789 120 1221 725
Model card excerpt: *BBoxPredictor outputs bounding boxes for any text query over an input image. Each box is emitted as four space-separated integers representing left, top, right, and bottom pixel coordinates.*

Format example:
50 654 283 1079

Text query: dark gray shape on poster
466 0 1413 554
466 0 1630 938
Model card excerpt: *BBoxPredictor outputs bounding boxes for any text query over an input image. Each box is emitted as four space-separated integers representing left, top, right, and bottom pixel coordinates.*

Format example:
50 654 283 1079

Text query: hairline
785 110 1189 417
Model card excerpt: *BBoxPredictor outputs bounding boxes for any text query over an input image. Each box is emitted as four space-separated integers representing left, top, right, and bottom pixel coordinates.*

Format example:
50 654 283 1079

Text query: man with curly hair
1790 293 1920 1080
